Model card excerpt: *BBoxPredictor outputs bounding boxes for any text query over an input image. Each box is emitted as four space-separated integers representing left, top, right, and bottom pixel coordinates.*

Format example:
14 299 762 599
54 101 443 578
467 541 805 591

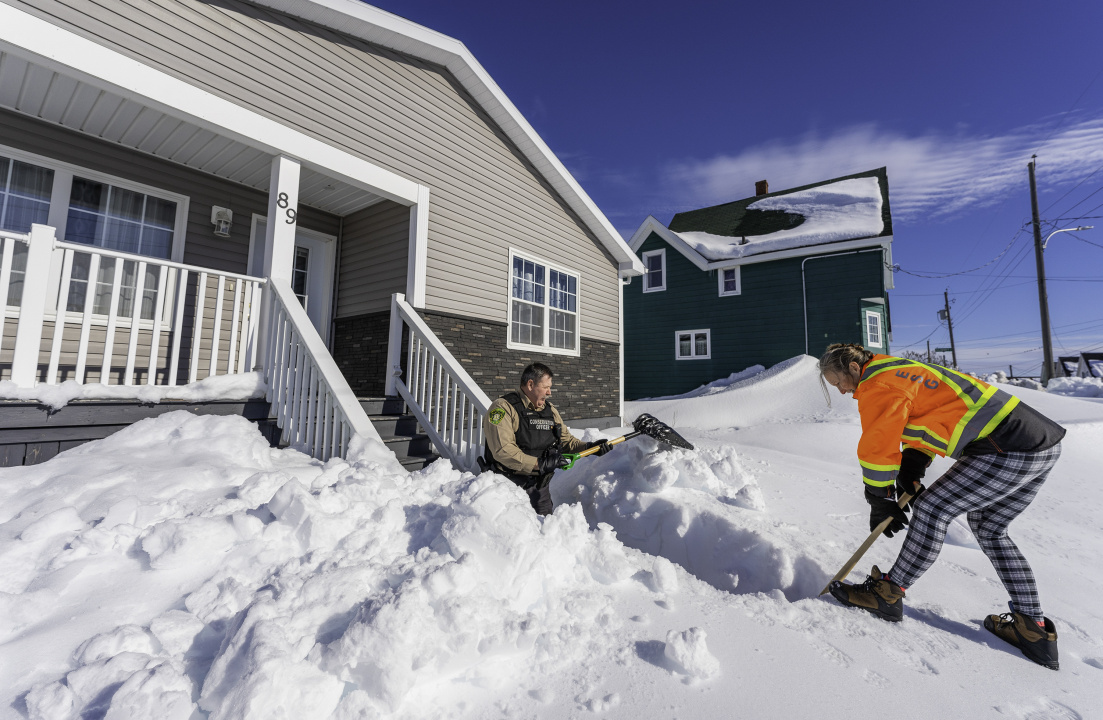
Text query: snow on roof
677 177 884 261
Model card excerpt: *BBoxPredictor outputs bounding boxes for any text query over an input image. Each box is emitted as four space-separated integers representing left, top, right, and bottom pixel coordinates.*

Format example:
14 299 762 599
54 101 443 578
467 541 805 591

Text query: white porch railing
262 278 375 461
386 292 492 472
1 224 264 387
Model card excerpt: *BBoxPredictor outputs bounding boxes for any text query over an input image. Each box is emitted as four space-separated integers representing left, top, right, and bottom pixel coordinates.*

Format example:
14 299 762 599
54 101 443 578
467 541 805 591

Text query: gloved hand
587 440 613 457
538 444 571 474
865 486 909 538
896 448 932 508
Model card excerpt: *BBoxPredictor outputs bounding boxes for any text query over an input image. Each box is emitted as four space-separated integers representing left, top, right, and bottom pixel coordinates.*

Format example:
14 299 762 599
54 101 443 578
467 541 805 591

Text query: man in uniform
482 362 611 515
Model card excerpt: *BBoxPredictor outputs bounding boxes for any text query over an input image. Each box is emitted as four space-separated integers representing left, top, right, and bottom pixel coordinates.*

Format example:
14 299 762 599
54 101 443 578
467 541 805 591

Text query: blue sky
369 0 1103 376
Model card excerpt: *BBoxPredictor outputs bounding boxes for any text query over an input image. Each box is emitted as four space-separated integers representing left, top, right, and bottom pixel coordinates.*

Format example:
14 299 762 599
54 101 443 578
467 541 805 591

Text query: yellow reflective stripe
860 460 901 472
978 394 1020 439
903 423 948 444
860 460 898 486
947 384 998 456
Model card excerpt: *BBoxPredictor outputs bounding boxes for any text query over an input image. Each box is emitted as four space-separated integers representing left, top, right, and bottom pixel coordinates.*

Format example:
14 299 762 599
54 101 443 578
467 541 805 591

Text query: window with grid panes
0 155 53 306
675 329 710 359
510 253 579 352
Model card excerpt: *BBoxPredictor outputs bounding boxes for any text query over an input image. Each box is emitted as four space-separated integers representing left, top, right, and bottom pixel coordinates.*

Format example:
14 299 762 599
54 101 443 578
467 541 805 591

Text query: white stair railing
386 292 491 472
262 278 377 461
1 225 264 387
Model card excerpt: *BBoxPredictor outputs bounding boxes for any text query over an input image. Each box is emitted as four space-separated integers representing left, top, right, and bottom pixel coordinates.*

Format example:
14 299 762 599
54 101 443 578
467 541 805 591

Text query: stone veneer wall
332 309 621 424
333 311 393 396
418 310 620 424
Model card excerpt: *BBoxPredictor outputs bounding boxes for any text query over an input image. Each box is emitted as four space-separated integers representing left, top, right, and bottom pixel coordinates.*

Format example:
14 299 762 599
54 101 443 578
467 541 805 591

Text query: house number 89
276 192 297 225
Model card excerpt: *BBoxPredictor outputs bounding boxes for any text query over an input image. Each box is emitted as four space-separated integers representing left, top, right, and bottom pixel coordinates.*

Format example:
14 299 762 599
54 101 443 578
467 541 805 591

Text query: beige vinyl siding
0 109 339 273
336 200 408 318
10 0 621 344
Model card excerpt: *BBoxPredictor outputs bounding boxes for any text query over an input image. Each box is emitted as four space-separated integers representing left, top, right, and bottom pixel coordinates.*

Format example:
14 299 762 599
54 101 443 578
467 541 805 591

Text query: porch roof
0 4 419 215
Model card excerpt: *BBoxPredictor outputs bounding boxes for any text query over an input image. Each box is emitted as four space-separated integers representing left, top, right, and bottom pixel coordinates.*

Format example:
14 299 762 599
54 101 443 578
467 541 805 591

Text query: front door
250 217 336 343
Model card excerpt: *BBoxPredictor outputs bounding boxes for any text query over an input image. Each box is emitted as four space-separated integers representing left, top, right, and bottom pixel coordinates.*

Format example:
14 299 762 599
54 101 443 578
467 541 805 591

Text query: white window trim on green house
1 143 190 330
675 329 711 360
642 248 666 292
506 248 582 357
865 309 883 348
717 266 741 296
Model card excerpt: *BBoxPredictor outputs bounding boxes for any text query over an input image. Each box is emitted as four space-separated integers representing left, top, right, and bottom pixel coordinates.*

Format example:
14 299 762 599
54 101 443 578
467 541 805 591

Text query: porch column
405 185 430 308
256 155 300 375
263 155 301 282
10 224 55 387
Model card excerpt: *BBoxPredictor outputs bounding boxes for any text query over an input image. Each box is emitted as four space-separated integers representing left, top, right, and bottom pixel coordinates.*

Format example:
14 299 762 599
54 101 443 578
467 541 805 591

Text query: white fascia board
704 236 894 270
627 216 710 271
0 2 420 207
250 0 644 274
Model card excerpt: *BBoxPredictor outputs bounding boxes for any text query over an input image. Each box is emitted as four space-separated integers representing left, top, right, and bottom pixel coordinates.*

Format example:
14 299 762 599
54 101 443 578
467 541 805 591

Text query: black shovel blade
632 413 695 450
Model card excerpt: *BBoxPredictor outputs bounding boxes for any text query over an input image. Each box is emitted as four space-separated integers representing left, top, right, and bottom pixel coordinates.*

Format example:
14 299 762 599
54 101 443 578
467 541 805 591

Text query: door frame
248 213 337 344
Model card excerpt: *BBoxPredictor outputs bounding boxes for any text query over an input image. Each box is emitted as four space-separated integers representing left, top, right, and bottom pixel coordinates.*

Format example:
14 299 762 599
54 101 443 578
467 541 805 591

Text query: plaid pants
888 443 1061 619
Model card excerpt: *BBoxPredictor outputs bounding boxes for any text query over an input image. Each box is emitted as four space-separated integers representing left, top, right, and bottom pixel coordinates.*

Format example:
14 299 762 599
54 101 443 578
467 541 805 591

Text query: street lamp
1036 225 1094 384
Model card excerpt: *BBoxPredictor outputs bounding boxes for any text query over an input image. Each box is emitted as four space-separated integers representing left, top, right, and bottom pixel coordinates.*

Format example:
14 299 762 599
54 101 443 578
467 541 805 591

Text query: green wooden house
623 168 895 399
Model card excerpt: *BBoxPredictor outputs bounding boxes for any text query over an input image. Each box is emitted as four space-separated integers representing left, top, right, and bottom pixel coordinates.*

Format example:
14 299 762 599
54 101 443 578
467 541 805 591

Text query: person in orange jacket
819 343 1065 670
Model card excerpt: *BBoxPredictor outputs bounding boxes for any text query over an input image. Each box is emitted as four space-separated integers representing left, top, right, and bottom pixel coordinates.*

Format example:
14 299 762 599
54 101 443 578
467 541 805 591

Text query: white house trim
250 0 644 277
628 216 893 282
0 2 421 207
406 185 430 308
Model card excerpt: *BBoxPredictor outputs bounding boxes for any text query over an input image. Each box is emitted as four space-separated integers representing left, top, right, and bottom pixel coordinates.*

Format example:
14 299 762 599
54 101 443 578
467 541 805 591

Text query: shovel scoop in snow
561 413 694 469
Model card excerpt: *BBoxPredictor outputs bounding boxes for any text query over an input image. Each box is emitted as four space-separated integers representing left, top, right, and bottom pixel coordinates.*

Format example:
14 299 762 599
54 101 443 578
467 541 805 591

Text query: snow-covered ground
2 357 1101 719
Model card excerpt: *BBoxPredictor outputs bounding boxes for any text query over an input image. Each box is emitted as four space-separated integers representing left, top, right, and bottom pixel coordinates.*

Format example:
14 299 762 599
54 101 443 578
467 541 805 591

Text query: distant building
623 168 894 399
1079 352 1103 379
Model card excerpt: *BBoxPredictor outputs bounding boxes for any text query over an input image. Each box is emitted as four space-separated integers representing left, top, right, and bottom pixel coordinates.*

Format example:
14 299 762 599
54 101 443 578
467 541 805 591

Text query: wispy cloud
664 115 1103 221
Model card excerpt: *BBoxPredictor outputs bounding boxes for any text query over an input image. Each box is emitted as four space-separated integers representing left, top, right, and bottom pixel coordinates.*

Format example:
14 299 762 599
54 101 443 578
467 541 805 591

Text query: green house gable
624 168 893 400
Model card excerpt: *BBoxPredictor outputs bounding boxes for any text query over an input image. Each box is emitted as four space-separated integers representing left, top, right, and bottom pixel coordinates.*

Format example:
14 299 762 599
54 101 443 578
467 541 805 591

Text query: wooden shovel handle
571 430 641 459
819 492 914 596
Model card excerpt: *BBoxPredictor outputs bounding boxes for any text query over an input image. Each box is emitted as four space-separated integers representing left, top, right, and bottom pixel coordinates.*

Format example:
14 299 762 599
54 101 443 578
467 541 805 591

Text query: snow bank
2 411 722 719
629 355 848 430
0 372 267 411
556 434 826 601
1046 375 1103 398
679 177 883 261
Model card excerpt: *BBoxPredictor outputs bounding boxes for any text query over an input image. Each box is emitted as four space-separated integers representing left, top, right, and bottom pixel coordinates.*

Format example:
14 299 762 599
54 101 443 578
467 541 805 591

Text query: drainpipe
802 248 883 355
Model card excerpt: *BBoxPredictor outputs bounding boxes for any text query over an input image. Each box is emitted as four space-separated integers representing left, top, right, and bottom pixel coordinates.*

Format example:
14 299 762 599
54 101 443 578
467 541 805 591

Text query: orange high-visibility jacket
852 355 1021 488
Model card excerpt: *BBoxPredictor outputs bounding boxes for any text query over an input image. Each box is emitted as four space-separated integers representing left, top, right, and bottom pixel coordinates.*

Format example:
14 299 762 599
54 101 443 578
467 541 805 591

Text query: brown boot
983 610 1059 670
829 565 905 622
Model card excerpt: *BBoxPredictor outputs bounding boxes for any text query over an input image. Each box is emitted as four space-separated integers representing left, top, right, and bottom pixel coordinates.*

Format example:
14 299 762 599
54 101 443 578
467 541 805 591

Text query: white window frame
642 248 666 292
506 248 582 357
675 328 711 360
865 310 883 348
718 266 741 296
0 142 190 330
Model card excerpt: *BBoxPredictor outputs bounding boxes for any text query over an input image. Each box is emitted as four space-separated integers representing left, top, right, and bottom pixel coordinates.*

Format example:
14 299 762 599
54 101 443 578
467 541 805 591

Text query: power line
888 227 1027 278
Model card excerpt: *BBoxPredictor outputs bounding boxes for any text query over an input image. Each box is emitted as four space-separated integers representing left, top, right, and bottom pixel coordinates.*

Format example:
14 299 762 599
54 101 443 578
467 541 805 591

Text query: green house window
675 329 710 360
642 249 665 292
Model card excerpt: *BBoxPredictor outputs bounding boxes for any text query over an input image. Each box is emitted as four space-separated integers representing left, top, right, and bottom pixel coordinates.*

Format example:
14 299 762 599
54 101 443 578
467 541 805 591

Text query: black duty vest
484 391 560 479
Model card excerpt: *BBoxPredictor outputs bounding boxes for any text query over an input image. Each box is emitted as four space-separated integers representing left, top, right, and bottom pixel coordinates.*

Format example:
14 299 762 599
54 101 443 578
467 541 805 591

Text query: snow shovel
819 491 915 596
561 413 695 470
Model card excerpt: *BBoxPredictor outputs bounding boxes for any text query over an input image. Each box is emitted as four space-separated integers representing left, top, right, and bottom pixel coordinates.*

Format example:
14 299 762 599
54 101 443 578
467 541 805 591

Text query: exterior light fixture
211 206 233 237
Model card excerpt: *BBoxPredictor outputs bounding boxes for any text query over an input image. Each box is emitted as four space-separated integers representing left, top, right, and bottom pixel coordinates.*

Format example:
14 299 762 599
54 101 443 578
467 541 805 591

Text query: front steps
359 396 440 471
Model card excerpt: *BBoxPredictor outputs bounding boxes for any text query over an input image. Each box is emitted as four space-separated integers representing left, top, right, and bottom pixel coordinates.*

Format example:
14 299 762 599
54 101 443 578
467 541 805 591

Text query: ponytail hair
818 343 874 377
817 343 874 406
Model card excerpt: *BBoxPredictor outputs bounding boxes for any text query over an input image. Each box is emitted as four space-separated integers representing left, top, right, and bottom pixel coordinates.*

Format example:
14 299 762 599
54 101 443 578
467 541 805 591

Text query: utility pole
927 340 931 363
1029 156 1054 385
939 290 957 368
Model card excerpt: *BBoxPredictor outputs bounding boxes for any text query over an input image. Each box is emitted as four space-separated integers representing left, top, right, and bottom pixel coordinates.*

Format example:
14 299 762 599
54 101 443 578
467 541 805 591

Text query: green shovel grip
561 453 579 471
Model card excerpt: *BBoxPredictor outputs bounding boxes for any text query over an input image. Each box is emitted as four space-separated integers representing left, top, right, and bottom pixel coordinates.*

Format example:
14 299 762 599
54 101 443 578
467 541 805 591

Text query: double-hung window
865 310 883 348
0 155 54 306
0 144 188 322
718 266 741 296
508 250 580 355
642 249 666 292
675 329 711 360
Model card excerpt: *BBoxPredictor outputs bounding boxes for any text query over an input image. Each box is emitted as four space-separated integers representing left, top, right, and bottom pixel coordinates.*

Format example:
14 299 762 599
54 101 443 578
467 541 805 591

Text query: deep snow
678 176 884 261
2 357 1101 719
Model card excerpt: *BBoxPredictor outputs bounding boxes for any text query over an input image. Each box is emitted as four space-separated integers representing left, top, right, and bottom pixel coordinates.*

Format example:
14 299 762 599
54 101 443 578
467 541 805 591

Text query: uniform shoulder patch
489 408 506 425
